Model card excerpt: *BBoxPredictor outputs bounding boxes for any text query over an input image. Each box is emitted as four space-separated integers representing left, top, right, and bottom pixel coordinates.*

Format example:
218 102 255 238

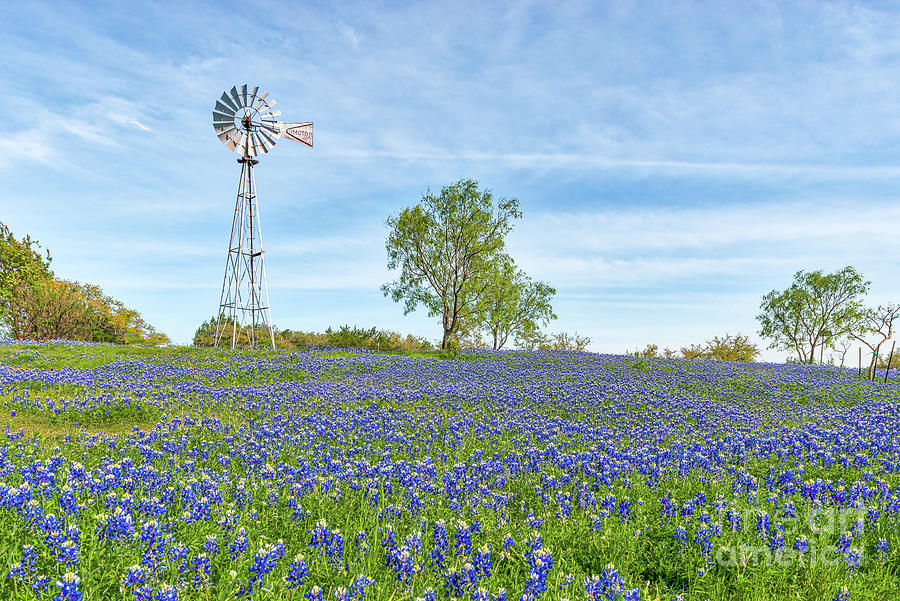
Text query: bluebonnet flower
121 564 147 588
284 554 309 589
455 520 474 557
836 531 853 554
523 548 553 600
190 553 211 588
54 572 82 601
355 530 369 554
844 548 862 572
306 585 323 601
617 497 632 522
239 540 287 595
444 568 466 598
525 532 542 553
430 521 449 571
154 585 178 601
419 587 436 601
350 574 374 599
229 528 249 559
474 545 492 579
876 538 889 562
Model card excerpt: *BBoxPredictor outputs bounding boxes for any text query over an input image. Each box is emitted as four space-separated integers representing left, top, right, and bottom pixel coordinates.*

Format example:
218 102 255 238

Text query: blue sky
2 1 900 362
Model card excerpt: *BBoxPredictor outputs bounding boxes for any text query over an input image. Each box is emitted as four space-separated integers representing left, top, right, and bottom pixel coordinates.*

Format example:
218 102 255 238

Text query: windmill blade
258 130 278 147
260 122 282 138
219 92 239 113
240 84 249 107
215 100 236 116
214 122 236 134
262 109 282 118
254 132 271 154
249 85 259 103
226 137 239 151
252 90 270 110
217 128 238 143
213 110 234 123
230 86 243 109
281 122 313 147
216 126 237 140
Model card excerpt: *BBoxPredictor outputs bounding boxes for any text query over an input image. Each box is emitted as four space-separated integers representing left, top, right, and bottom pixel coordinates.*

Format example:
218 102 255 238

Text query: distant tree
471 255 556 350
847 303 900 379
69 281 170 345
877 348 900 370
546 331 591 351
514 324 549 350
456 321 490 349
383 179 521 349
679 343 707 360
757 266 869 363
705 333 760 361
194 315 286 349
825 338 854 368
674 333 759 361
0 221 52 333
5 278 170 344
629 344 659 358
326 325 405 351
4 279 105 341
200 320 436 352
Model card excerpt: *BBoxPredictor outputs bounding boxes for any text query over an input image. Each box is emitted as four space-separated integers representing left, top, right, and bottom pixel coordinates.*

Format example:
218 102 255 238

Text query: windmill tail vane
211 85 313 350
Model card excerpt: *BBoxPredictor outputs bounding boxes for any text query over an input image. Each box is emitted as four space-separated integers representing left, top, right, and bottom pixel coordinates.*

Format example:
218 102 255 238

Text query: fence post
885 341 896 384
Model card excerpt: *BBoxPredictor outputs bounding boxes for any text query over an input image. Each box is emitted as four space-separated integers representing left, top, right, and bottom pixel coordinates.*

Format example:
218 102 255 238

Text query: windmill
212 84 313 349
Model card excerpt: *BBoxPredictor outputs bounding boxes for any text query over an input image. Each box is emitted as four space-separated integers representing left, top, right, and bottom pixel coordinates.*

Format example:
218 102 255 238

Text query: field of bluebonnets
1 341 899 601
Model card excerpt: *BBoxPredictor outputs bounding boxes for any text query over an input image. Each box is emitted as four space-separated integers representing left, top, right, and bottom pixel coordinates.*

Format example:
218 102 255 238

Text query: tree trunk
441 329 451 349
869 351 879 380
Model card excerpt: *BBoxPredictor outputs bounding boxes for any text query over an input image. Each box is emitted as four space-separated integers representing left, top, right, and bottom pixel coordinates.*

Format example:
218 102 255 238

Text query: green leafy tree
0 221 52 333
705 333 760 361
4 278 105 341
6 278 170 344
382 179 521 349
757 266 869 363
69 281 170 345
473 255 556 350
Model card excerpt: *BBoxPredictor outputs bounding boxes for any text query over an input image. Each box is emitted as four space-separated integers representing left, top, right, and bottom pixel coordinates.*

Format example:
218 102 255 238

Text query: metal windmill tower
212 85 313 349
